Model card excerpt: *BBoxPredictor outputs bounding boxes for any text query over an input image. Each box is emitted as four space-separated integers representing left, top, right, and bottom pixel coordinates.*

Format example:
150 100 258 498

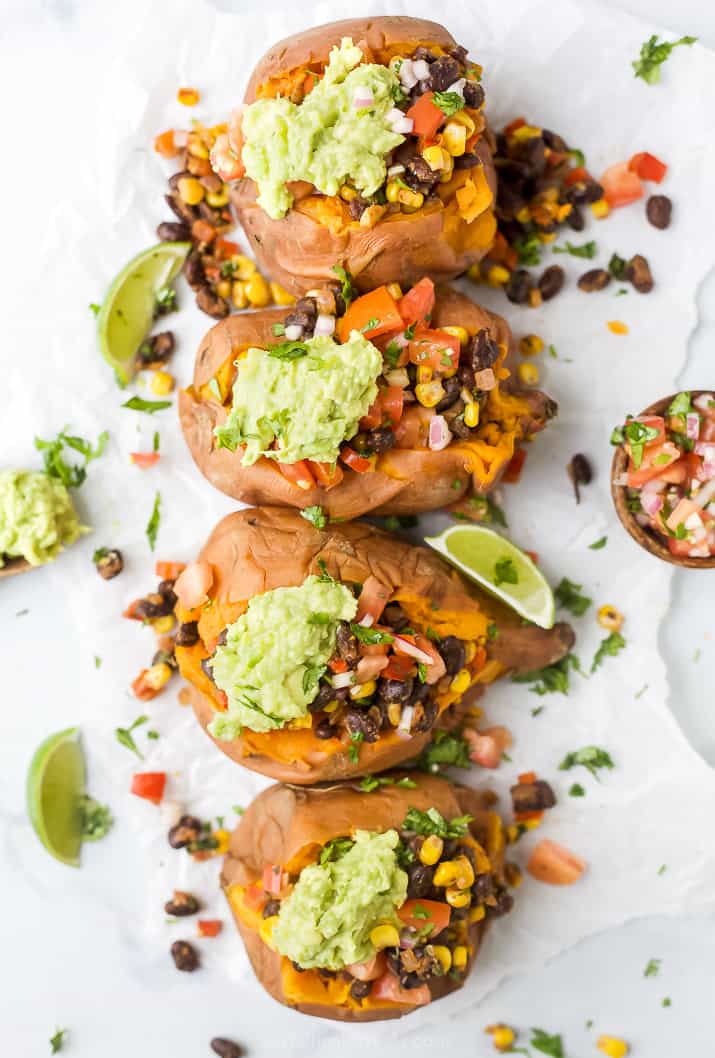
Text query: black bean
412 46 436 63
137 330 176 366
216 628 228 647
541 129 568 153
467 329 500 372
310 680 343 712
489 890 514 917
196 286 230 319
565 204 585 231
444 405 470 439
463 81 485 108
262 899 281 919
168 815 203 849
435 376 461 413
361 427 396 454
408 681 430 708
200 657 214 681
646 194 672 230
449 44 468 66
314 719 338 739
349 195 369 220
184 252 206 289
210 1040 243 1058
381 603 409 630
152 647 177 671
577 268 611 293
538 265 565 301
157 221 191 242
345 707 380 743
165 191 196 226
94 548 123 580
378 677 413 705
505 269 533 305
406 861 434 898
438 635 466 675
472 873 495 902
158 579 177 603
335 622 359 664
453 152 483 170
567 453 593 504
349 979 372 1000
625 254 654 294
165 890 200 917
404 155 440 195
427 55 460 92
510 779 556 814
176 621 200 647
134 593 173 620
171 940 199 972
411 698 438 734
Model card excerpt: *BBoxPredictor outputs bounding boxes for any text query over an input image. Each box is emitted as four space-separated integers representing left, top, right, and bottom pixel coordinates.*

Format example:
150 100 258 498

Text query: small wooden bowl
0 557 31 580
611 390 715 568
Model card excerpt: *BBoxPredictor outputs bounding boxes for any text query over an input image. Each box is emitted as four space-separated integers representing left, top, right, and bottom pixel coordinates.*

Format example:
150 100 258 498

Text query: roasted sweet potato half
179 281 556 519
221 773 512 1021
209 17 497 294
175 508 574 784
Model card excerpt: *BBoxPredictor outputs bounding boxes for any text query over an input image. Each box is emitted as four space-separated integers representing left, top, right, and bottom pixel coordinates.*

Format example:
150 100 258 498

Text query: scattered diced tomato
215 238 239 259
503 448 527 483
628 151 667 183
155 561 187 580
191 218 216 243
123 599 143 621
503 116 526 137
154 129 179 159
130 451 160 469
525 550 539 565
243 882 267 911
397 898 450 936
197 919 222 938
564 166 593 187
393 405 432 449
361 387 404 431
131 670 161 701
130 772 166 804
277 460 316 489
397 277 436 326
527 839 586 885
328 657 349 674
600 162 644 208
406 92 445 140
336 286 403 343
464 725 512 768
346 952 387 981
413 634 447 684
339 447 374 474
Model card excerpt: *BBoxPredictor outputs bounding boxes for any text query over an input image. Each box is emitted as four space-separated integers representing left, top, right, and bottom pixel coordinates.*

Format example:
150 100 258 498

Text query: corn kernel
486 264 510 287
597 1037 629 1058
438 153 455 182
187 133 210 160
206 188 229 208
469 904 486 922
538 231 557 243
441 325 469 347
598 605 624 632
360 204 387 228
370 923 400 950
415 381 445 408
512 123 541 142
419 835 444 866
177 86 201 107
339 184 358 202
528 287 543 308
385 180 402 204
216 279 231 300
518 362 539 387
245 272 271 308
232 281 248 310
270 281 295 307
556 202 573 222
446 886 471 908
608 320 629 335
464 641 477 663
432 945 452 973
463 401 480 429
258 915 279 948
416 365 433 384
450 110 476 136
387 701 402 727
153 615 175 635
397 187 424 211
228 254 255 281
515 206 532 224
441 122 467 157
467 263 483 283
323 699 340 714
177 176 205 206
591 197 611 219
504 862 523 887
450 668 471 695
213 828 230 855
144 662 172 691
385 282 403 301
350 679 376 700
519 334 544 357
452 945 468 971
486 1025 516 1052
423 144 446 171
453 854 475 890
151 370 175 396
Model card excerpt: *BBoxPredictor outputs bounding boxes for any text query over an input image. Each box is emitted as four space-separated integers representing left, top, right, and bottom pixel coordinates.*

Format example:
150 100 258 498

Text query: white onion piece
391 116 414 135
330 670 355 689
428 415 452 452
446 78 466 96
412 59 431 81
686 413 701 440
385 367 410 388
358 614 375 628
695 442 715 459
399 59 418 89
314 313 335 337
353 87 374 109
284 323 303 341
693 477 715 509
397 705 415 738
693 393 715 412
386 107 405 124
392 635 433 664
387 163 406 177
474 368 496 391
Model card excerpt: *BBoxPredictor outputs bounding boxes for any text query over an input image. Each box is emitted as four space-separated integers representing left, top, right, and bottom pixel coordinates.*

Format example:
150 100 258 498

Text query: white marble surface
2 0 715 1055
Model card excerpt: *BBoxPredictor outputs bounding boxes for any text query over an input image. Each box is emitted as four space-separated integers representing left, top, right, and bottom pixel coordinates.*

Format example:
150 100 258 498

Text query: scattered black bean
184 253 206 290
567 453 593 504
646 194 672 230
489 890 514 917
411 698 438 734
315 719 338 740
406 861 435 898
94 548 123 580
510 779 556 814
435 376 461 413
348 195 369 221
467 329 500 372
577 268 611 293
168 815 204 849
165 890 200 917
472 872 495 903
360 427 396 454
171 940 199 972
210 1040 243 1058
382 603 410 630
463 81 485 109
404 155 441 195
152 647 177 671
378 676 413 705
196 286 230 319
625 254 654 294
565 205 585 231
157 221 191 242
505 269 533 305
538 265 565 301
426 55 460 92
345 707 380 743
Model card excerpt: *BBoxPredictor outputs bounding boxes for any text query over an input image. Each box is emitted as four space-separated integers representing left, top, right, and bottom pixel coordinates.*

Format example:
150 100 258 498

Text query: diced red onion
284 323 303 341
314 313 335 337
428 415 452 451
412 59 431 81
399 59 418 89
392 635 433 664
640 491 663 517
399 928 418 949
330 670 355 690
387 163 405 178
397 705 414 738
701 460 715 482
353 87 374 109
474 368 496 391
391 331 409 349
446 78 465 96
391 116 414 135
693 393 715 413
635 512 651 527
686 413 701 440
695 442 715 459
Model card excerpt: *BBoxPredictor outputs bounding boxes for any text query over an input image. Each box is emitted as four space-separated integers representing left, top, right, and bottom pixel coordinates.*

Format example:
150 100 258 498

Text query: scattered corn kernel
597 1036 629 1058
450 110 476 135
453 855 475 890
438 153 455 182
486 265 511 287
486 1024 516 1052
258 915 279 948
232 281 248 310
529 288 543 308
598 605 624 632
506 824 521 844
339 184 358 202
445 886 471 909
608 320 629 335
415 380 445 408
177 86 200 107
441 325 469 347
370 923 400 950
416 364 433 384
469 903 486 923
442 122 467 156
153 614 175 635
450 668 471 695
519 334 544 357
216 279 231 300
512 124 541 142
350 679 376 700
206 188 229 208
504 862 523 888
245 272 271 308
144 662 172 691
270 281 295 306
518 362 540 386
451 945 468 971
419 834 444 866
230 254 256 280
591 198 611 219
538 231 557 243
385 180 401 204
515 206 532 225
186 134 210 160
432 945 452 973
386 282 403 300
151 370 175 396
177 176 205 206
387 701 402 727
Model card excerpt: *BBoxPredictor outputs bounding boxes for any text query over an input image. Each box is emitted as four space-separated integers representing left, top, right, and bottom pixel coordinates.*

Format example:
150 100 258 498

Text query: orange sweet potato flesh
221 773 507 1021
178 286 557 520
232 17 497 294
175 508 575 783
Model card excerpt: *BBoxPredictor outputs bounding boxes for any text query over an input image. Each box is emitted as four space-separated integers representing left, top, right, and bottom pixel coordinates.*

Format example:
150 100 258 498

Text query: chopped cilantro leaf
146 491 161 551
569 783 586 797
402 806 472 839
591 632 626 672
50 1028 68 1054
554 577 592 617
644 957 661 977
115 714 149 758
331 264 356 307
633 34 697 85
433 91 465 116
350 623 394 646
494 557 518 587
121 396 171 414
559 745 614 779
530 1028 564 1057
416 729 471 773
35 428 108 489
512 653 582 696
589 536 607 550
300 505 327 529
268 340 309 360
553 240 597 259
80 796 113 841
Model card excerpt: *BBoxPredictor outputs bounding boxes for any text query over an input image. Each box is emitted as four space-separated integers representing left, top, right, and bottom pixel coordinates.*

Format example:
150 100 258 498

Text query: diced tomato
360 397 384 431
627 441 681 487
131 670 162 702
684 452 708 485
130 772 166 804
397 898 451 936
130 451 160 469
339 447 374 474
155 561 187 580
215 689 228 711
243 882 267 911
397 277 436 326
174 561 214 609
346 952 387 982
262 864 289 895
154 129 179 159
632 415 666 446
336 287 403 343
360 640 391 658
215 238 239 259
628 151 667 183
197 919 222 938
406 91 444 140
373 972 431 1006
564 166 593 187
503 448 527 483
356 655 390 682
408 328 460 375
525 550 539 565
356 575 391 624
382 653 417 681
518 771 537 784
527 839 586 885
123 599 143 621
600 162 644 208
309 461 344 490
277 460 316 489
380 387 404 428
191 218 216 243
393 405 432 449
667 535 699 557
464 725 512 768
328 657 349 674
665 497 699 532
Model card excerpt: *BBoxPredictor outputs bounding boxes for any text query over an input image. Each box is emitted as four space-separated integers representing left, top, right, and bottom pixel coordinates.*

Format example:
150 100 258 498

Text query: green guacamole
241 37 405 219
273 830 407 970
209 575 357 737
0 470 85 567
215 332 382 466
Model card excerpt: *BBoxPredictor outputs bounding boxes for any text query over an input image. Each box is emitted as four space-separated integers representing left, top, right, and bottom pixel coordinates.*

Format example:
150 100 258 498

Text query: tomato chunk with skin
600 162 644 208
336 286 403 343
628 151 667 183
408 328 460 374
277 460 316 490
309 461 344 489
397 277 436 326
406 92 444 140
397 898 450 936
373 971 432 1006
527 839 586 885
131 772 166 804
356 575 391 624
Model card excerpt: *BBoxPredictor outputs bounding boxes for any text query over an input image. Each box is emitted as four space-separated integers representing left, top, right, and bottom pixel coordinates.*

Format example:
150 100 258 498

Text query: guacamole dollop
215 332 382 466
0 470 85 567
241 37 405 219
273 830 407 970
209 575 357 737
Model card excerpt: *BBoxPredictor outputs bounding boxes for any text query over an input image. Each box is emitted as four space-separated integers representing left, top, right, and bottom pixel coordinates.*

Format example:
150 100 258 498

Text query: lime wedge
97 241 190 384
26 727 86 867
425 524 555 629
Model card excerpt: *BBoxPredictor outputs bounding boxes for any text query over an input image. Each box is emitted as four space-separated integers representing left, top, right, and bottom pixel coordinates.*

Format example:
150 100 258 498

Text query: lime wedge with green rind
26 726 86 867
425 524 555 629
97 241 190 384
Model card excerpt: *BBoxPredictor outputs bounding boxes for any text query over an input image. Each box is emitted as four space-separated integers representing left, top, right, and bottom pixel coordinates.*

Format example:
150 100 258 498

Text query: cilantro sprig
591 632 626 672
350 623 394 646
300 505 327 529
554 577 592 617
416 729 472 773
512 653 582 696
35 428 108 488
633 34 697 85
433 90 465 116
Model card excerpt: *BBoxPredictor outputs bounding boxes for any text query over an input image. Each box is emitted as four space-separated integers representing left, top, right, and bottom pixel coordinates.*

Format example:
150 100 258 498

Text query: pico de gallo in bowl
611 390 715 567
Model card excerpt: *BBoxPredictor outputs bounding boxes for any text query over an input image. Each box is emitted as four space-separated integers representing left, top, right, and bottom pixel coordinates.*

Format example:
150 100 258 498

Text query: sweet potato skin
179 287 556 519
233 17 497 295
221 773 505 1021
177 508 575 782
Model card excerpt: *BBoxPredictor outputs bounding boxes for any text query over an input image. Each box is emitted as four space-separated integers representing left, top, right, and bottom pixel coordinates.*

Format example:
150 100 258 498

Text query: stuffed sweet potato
179 278 556 519
210 17 497 294
221 772 512 1021
174 508 574 783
